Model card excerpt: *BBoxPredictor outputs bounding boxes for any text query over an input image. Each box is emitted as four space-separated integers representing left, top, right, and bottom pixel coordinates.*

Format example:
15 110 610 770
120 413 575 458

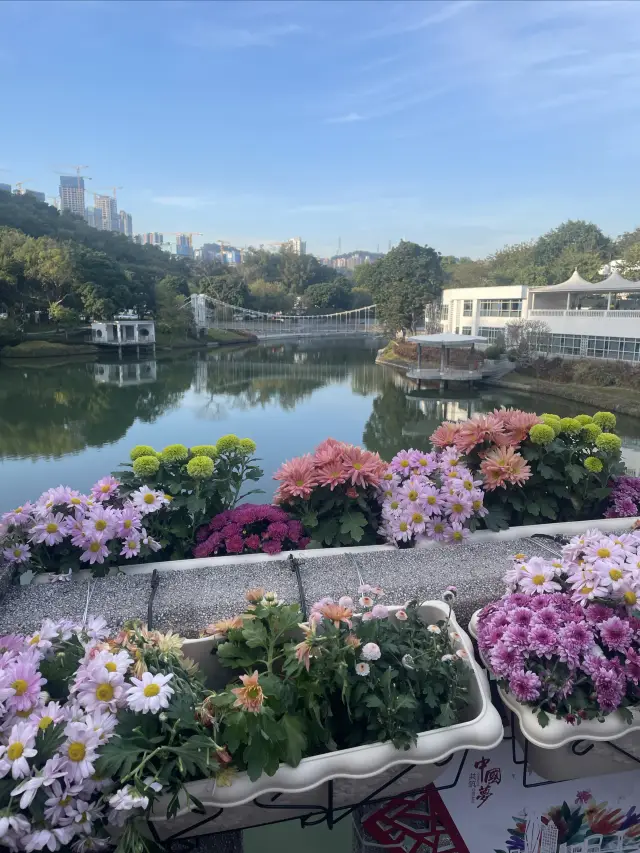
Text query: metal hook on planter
288 554 308 621
147 569 160 630
571 740 595 757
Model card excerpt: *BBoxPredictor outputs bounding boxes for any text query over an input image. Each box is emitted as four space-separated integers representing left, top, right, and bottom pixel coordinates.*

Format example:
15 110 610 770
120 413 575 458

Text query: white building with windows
439 270 640 362
440 285 527 340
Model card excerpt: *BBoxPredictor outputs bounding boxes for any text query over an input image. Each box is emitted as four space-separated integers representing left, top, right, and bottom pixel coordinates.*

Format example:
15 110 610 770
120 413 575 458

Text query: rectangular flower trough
145 602 503 838
469 611 640 782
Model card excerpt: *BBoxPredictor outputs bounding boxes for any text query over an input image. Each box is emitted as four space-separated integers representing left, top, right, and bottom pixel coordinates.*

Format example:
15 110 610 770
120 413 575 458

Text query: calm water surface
1 338 639 513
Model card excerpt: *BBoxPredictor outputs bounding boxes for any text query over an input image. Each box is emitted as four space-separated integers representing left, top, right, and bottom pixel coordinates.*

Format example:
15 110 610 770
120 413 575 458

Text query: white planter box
147 602 503 838
469 611 640 781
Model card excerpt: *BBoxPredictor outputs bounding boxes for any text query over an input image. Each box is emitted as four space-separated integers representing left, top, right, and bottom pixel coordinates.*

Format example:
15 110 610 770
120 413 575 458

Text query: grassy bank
206 328 258 345
488 371 640 418
0 340 98 359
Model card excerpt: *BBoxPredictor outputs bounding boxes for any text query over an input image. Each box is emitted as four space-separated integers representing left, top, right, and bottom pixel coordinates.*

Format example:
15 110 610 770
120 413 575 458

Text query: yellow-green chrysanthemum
529 424 555 445
238 438 257 455
161 444 189 463
581 422 602 442
595 433 622 454
190 445 218 459
559 417 581 435
186 455 215 479
584 456 603 473
574 414 593 426
216 434 241 453
132 455 161 477
540 414 561 436
130 445 157 461
593 411 617 431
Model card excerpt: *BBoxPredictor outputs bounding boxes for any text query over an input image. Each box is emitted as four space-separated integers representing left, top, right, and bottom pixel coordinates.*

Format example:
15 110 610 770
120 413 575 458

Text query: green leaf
526 501 540 517
339 510 367 543
538 463 557 479
281 715 307 767
537 710 550 728
301 510 318 529
241 620 269 649
35 722 66 764
566 464 585 484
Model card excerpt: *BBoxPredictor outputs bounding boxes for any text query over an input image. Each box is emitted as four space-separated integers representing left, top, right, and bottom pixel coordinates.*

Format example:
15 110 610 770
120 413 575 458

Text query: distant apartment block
94 194 119 231
85 207 103 230
24 189 45 202
142 233 163 246
176 233 193 257
119 210 133 238
59 176 86 217
285 236 306 255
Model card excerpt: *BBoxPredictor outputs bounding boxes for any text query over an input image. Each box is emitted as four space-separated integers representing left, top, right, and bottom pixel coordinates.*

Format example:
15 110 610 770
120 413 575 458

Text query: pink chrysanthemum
342 446 384 487
273 454 319 500
430 422 460 448
453 414 506 453
480 446 531 491
495 408 542 445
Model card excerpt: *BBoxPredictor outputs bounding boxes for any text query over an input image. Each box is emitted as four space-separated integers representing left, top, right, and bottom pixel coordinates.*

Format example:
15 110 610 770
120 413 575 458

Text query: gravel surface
0 538 557 636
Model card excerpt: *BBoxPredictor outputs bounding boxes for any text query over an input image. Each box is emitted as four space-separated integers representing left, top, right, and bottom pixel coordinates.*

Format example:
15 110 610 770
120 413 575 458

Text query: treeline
0 192 363 336
440 220 640 290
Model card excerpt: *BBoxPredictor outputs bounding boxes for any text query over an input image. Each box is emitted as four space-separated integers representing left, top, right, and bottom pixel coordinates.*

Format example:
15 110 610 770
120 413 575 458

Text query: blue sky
2 0 640 258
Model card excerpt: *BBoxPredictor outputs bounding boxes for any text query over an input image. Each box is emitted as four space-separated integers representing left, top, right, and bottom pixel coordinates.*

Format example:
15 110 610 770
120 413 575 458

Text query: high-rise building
59 176 86 217
175 234 193 258
285 236 306 255
0 183 11 193
133 234 143 245
24 189 46 203
85 207 103 230
94 194 119 231
119 210 133 238
142 233 163 246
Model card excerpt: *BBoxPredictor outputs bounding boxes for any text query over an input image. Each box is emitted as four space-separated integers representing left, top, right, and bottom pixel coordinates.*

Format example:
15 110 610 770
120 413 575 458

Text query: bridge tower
190 294 208 331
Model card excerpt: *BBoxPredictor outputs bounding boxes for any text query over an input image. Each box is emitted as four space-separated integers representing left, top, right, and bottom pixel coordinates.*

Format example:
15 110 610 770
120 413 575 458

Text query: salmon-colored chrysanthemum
480 446 531 491
317 462 349 491
314 438 347 467
454 414 506 453
204 616 243 638
231 671 264 713
494 408 542 445
342 446 384 488
430 422 460 448
319 602 353 628
273 454 319 500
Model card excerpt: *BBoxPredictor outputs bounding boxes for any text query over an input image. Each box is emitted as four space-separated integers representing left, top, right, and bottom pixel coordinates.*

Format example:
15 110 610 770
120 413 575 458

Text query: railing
530 309 640 319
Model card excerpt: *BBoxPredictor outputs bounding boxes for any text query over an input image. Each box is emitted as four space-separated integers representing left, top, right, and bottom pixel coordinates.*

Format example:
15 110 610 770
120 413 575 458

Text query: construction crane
94 186 123 201
53 166 91 193
13 179 33 194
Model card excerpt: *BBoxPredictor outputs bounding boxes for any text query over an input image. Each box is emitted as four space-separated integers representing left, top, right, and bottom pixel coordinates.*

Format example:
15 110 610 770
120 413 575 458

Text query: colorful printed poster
433 742 640 853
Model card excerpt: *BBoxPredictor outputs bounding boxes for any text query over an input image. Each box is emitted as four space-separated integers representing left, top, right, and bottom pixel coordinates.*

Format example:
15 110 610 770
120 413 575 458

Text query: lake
1 337 639 514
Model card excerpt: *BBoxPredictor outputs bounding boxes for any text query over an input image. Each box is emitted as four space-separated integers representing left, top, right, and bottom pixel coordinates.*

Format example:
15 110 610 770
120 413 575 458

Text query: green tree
533 220 613 266
154 278 192 339
367 241 444 335
618 243 640 278
550 246 604 283
247 279 294 314
303 281 352 313
489 242 547 287
350 286 373 308
441 255 490 289
194 261 248 306
614 228 640 256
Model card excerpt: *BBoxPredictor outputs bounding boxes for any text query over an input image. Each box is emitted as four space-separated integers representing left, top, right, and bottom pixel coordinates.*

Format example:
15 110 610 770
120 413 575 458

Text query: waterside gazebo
406 332 487 390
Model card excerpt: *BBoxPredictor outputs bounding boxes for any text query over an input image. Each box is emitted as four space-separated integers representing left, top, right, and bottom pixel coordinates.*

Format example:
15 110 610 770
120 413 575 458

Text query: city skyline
2 0 640 258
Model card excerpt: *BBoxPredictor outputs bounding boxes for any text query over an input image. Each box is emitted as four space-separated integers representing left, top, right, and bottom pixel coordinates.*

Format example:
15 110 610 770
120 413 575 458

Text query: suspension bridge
188 294 381 339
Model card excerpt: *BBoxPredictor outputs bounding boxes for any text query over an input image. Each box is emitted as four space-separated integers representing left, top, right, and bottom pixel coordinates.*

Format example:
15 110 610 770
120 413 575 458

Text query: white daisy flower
427 624 441 634
355 662 370 676
0 722 38 780
109 785 150 811
126 672 174 714
61 725 100 784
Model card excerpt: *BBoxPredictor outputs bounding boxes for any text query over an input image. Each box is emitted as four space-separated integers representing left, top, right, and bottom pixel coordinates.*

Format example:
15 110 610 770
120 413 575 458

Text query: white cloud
151 196 215 209
363 0 477 40
326 112 365 124
181 22 302 49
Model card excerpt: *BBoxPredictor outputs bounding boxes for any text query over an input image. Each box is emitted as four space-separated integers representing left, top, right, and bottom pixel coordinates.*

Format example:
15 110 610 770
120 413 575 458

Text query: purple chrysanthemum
509 670 542 703
599 616 633 653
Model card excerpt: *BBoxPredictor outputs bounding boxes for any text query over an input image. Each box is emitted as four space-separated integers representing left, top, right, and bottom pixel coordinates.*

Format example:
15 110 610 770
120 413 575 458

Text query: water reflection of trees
0 358 195 458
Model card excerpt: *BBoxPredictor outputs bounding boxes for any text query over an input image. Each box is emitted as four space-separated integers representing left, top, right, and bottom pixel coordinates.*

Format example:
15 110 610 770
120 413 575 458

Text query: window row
478 299 522 317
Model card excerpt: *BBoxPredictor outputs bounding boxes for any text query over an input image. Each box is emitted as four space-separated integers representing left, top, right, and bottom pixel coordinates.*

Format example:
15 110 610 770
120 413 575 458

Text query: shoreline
485 376 640 419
